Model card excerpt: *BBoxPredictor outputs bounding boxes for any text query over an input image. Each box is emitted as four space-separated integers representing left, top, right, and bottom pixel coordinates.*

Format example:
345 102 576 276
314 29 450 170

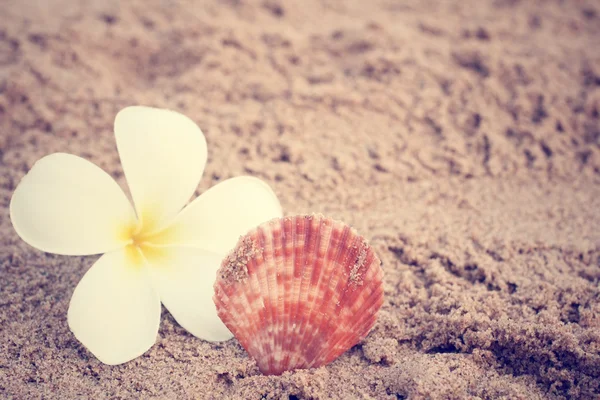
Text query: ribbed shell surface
213 214 384 375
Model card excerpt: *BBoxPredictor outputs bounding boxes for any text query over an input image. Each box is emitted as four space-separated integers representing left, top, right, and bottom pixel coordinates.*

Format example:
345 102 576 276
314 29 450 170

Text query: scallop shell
213 214 384 375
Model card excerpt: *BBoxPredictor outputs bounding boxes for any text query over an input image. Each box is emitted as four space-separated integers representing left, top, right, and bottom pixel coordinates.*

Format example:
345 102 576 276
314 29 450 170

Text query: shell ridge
288 216 305 370
242 239 265 344
302 220 351 367
290 216 312 367
293 215 322 370
348 238 370 286
311 238 382 367
342 252 383 322
336 249 381 324
213 282 234 330
302 217 337 368
264 220 279 372
331 238 375 322
332 238 371 318
280 216 296 372
217 232 261 363
255 225 275 373
305 226 360 367
323 287 383 365
321 261 384 364
213 241 243 331
272 218 286 372
294 215 326 369
261 220 278 370
244 245 268 360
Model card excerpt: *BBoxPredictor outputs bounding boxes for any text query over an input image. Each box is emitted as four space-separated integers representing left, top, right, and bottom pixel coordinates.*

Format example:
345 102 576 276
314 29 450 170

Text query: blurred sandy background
1 0 599 398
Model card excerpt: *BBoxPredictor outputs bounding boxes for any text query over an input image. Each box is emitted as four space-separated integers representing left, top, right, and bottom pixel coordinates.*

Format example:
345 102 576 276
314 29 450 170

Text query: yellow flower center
120 212 171 267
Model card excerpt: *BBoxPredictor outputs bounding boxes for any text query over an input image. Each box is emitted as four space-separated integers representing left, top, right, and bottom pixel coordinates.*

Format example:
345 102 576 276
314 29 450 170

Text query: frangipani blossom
10 106 282 365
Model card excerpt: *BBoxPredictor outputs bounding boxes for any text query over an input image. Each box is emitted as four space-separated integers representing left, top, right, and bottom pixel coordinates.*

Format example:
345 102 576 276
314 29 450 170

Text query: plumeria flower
10 106 282 365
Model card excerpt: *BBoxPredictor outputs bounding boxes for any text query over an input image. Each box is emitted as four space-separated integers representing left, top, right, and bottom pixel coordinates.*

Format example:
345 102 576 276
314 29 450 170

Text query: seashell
213 214 384 375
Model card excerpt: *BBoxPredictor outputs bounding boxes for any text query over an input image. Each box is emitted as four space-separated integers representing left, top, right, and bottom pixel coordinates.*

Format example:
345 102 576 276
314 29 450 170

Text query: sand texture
1 0 599 398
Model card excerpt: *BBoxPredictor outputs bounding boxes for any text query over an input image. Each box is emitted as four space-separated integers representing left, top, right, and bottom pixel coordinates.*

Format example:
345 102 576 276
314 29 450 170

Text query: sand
1 0 599 398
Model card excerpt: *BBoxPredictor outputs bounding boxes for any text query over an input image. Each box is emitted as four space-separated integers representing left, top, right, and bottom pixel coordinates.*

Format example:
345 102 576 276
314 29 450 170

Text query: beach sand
1 0 599 398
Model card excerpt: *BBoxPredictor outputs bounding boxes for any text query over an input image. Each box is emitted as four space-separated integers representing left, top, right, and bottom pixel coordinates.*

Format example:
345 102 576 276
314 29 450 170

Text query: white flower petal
10 153 136 256
67 249 161 365
146 246 233 342
114 106 207 232
153 176 282 254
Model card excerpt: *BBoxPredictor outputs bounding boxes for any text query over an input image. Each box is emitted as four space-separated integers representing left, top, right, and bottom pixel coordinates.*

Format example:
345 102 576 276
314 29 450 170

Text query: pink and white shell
213 214 384 375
